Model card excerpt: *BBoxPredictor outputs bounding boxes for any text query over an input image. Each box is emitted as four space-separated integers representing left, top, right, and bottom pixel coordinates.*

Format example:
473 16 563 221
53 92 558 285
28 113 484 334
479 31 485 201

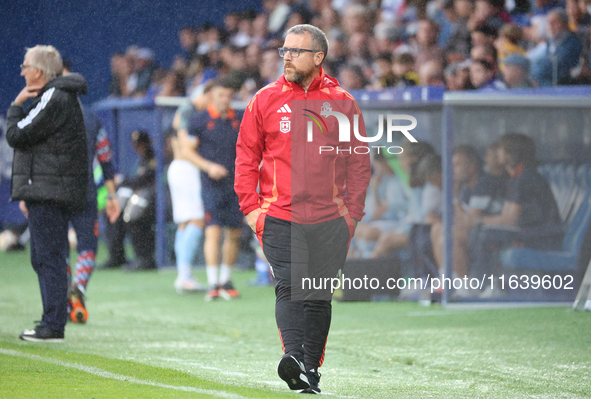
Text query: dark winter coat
6 73 89 211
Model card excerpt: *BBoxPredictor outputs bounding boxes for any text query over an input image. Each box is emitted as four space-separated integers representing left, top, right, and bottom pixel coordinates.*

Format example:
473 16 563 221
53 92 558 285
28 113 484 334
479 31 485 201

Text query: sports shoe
277 354 310 391
68 285 88 324
205 286 220 301
300 369 321 394
219 281 240 300
174 278 207 293
19 325 64 342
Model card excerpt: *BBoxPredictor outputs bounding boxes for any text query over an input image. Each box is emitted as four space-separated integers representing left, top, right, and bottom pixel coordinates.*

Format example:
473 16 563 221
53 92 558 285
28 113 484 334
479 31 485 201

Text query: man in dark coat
6 45 88 342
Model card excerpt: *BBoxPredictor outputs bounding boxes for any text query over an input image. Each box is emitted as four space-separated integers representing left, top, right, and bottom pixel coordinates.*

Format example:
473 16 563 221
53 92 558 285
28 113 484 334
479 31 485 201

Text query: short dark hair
211 77 235 90
62 58 73 72
394 53 415 65
285 24 329 64
473 58 495 71
454 145 483 174
417 153 442 179
499 133 537 167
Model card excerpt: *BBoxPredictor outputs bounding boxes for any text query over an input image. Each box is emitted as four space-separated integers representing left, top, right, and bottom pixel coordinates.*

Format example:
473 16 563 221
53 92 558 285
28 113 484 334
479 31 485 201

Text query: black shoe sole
278 355 310 390
19 336 64 342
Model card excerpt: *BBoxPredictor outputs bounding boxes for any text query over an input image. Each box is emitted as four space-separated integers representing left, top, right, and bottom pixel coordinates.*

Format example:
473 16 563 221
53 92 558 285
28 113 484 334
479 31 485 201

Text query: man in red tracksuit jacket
235 24 371 394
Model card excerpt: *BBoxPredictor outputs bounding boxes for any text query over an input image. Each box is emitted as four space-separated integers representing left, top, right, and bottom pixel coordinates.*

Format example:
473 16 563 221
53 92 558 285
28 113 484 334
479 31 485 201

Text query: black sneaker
19 325 64 342
300 369 321 394
277 354 310 390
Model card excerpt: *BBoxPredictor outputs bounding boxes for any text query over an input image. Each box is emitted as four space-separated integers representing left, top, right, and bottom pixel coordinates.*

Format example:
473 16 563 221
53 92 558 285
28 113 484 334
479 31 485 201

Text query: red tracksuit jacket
235 68 371 225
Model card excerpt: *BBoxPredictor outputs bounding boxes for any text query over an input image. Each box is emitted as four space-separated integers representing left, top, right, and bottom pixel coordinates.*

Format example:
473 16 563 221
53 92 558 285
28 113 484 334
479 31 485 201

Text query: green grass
1 246 591 398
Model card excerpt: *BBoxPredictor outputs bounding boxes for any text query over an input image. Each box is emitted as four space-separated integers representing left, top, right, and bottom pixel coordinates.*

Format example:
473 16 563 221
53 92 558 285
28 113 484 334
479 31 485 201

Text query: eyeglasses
20 64 35 71
278 47 321 58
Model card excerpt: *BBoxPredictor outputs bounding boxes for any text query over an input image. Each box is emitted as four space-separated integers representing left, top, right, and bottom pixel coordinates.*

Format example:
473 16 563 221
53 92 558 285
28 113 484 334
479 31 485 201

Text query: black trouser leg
128 214 156 269
27 202 71 333
300 217 350 371
105 214 126 264
261 215 351 371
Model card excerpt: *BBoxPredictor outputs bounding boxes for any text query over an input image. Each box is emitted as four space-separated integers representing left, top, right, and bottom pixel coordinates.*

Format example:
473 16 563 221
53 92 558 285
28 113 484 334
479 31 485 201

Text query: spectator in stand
430 145 506 288
445 60 474 90
371 53 397 88
224 12 241 41
231 12 256 48
369 141 438 258
567 0 591 81
419 59 446 85
108 53 133 97
352 152 412 258
348 32 373 68
392 53 421 87
157 70 186 97
494 23 527 68
502 53 536 87
259 47 282 85
471 23 499 48
468 0 512 31
470 58 507 88
219 45 248 91
374 24 402 55
129 48 157 97
324 32 349 77
178 26 200 66
531 9 583 85
570 0 591 29
414 19 446 70
342 4 370 36
251 13 270 46
197 26 222 55
339 64 367 90
405 153 443 284
447 0 476 58
471 43 499 67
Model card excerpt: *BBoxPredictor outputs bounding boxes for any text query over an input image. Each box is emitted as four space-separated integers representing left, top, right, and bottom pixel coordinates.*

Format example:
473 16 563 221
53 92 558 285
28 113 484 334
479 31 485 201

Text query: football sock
219 263 232 285
73 251 96 290
206 265 219 287
177 224 202 282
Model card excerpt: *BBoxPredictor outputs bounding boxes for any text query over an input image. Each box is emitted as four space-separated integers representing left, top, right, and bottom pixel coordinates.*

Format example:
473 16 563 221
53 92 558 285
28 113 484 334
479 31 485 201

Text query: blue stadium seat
499 176 591 273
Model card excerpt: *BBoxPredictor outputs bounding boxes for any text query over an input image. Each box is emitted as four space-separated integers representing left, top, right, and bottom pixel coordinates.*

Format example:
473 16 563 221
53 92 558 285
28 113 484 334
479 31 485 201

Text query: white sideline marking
0 348 245 398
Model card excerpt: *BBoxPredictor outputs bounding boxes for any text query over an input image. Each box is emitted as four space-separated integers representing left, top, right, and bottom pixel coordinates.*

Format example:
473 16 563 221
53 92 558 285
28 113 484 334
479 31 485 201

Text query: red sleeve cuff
241 203 260 216
349 209 365 222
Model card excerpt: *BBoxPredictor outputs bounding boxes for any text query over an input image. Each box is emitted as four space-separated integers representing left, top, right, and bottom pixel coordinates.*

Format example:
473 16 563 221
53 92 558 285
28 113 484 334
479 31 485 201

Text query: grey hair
25 45 63 81
285 24 328 64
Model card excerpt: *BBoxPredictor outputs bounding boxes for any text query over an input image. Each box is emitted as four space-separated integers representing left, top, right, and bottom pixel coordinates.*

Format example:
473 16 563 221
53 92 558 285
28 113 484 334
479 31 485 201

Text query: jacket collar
207 103 235 119
278 67 337 93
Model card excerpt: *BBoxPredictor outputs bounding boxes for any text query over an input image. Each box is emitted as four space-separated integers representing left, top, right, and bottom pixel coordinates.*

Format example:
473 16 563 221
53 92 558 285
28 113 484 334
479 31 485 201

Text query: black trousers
27 202 73 333
257 214 353 371
104 212 156 269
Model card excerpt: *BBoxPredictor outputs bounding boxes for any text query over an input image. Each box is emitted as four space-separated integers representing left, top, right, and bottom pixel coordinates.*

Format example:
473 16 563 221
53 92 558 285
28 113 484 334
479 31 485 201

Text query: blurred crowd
108 0 591 100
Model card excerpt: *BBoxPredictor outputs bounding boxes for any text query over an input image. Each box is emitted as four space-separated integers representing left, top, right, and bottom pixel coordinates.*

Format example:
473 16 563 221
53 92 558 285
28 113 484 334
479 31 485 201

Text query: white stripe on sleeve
16 87 56 129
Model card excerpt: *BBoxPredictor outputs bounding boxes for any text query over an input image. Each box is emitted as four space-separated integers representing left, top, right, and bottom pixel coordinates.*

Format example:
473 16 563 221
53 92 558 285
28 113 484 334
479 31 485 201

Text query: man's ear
315 52 325 67
34 68 44 81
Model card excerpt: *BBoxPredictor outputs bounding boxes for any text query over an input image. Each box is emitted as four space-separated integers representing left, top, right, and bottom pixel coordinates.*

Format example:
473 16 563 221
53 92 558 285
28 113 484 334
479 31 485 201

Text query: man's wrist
107 193 117 200
11 101 24 108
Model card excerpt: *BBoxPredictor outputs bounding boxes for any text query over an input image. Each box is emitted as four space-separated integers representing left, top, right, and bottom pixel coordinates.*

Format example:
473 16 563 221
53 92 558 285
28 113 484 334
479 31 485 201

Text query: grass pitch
1 246 591 398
